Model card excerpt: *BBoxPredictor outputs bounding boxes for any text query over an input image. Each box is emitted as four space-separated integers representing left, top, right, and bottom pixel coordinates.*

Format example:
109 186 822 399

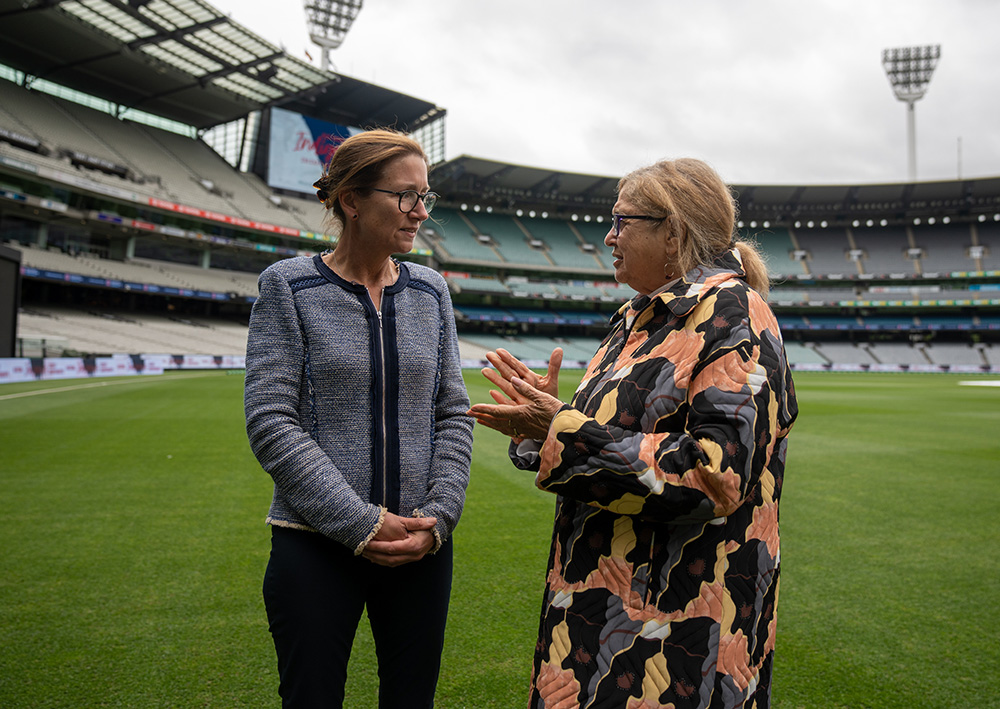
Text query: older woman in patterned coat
469 158 797 708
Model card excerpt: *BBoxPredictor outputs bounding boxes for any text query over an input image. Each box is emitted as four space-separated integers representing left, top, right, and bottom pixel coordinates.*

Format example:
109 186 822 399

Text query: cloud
211 0 1000 184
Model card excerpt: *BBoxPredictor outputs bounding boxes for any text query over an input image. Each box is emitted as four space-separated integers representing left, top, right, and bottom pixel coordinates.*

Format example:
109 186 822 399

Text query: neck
324 247 397 289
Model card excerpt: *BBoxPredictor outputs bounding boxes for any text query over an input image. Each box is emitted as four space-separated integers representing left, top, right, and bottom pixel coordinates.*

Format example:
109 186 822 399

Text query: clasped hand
362 512 436 567
467 347 565 441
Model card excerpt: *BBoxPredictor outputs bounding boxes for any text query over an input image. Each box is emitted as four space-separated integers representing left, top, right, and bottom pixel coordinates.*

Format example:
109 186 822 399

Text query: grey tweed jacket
244 255 474 554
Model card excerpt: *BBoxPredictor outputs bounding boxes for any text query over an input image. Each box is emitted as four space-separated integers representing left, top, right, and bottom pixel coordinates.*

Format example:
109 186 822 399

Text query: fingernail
512 376 524 387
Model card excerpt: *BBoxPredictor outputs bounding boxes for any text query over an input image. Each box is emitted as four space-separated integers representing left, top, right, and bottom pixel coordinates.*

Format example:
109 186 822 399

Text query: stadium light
882 45 941 181
304 0 363 71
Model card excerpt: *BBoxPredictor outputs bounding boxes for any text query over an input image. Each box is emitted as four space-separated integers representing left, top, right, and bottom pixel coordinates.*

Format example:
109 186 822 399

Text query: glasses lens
423 192 438 214
613 215 622 236
397 190 418 212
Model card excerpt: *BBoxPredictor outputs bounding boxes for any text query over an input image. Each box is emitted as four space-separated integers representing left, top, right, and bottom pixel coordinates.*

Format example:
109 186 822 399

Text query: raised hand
481 347 563 412
469 374 565 442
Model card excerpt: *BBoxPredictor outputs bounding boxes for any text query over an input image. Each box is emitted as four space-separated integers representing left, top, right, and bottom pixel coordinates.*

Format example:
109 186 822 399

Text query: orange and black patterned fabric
513 249 797 708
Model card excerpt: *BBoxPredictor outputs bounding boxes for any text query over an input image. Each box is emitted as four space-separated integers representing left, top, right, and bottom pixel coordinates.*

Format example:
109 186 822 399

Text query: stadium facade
1 0 998 382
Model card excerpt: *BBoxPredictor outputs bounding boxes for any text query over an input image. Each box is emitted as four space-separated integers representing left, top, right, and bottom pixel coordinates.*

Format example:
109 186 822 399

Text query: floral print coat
512 249 797 708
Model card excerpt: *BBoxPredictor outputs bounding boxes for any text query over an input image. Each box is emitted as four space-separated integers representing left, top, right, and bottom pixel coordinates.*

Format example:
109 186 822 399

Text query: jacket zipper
376 295 387 509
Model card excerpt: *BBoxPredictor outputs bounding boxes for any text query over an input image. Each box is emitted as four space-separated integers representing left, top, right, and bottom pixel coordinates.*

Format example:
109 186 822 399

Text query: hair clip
313 178 328 202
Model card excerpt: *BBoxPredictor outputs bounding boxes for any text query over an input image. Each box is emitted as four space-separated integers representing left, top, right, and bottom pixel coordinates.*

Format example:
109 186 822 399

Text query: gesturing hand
362 513 437 567
483 347 563 401
468 370 565 442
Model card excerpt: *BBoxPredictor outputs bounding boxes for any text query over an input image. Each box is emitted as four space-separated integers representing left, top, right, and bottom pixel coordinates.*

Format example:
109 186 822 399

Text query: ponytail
734 240 770 299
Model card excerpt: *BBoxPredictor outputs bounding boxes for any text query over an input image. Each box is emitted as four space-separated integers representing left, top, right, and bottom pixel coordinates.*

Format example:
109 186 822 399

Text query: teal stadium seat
740 227 796 277
783 343 827 365
445 275 510 295
572 221 615 270
520 218 606 271
427 209 503 263
464 212 551 267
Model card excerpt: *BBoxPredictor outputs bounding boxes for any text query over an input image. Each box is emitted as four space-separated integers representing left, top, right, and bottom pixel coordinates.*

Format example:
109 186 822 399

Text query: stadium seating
978 221 1000 271
18 305 248 355
0 79 323 236
463 212 553 267
445 275 510 295
794 227 853 276
813 342 878 365
867 342 930 366
521 217 606 271
16 244 257 296
783 342 828 365
506 280 560 299
457 333 601 363
912 222 978 273
853 226 916 275
572 221 615 270
741 227 798 277
551 282 605 301
426 209 503 263
0 82 128 168
927 343 991 366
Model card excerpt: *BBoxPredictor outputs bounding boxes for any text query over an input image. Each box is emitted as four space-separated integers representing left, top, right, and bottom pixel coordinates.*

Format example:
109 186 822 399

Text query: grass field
1 370 999 708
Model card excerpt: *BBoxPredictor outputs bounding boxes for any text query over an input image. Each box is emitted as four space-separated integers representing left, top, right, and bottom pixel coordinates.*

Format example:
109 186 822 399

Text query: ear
663 214 682 243
339 189 360 221
665 214 686 240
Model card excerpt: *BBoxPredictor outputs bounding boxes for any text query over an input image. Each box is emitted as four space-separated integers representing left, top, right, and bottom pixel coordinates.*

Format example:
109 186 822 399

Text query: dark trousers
262 526 454 709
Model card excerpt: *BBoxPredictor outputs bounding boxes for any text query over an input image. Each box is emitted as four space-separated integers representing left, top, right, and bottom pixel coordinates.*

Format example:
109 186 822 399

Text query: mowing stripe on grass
0 371 229 400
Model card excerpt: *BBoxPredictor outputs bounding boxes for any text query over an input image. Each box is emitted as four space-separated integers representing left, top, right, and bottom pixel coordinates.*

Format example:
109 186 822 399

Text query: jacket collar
612 247 746 329
313 253 411 294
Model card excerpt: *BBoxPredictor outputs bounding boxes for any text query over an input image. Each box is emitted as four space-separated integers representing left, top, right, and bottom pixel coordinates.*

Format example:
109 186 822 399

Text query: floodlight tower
881 45 941 181
304 0 363 71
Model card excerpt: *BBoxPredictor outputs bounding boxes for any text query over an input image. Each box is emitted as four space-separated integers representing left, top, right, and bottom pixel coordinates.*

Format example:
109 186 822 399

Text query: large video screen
266 107 362 194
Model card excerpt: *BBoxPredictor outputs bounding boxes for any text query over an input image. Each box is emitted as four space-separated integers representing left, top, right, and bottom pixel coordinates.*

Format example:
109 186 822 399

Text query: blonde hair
313 128 428 233
617 158 770 298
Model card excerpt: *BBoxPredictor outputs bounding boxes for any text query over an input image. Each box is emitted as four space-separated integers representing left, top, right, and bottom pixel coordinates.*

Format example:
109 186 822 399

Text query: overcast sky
210 0 1000 186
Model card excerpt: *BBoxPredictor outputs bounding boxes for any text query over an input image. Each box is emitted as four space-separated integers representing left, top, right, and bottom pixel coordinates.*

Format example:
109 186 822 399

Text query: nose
604 227 616 247
411 199 429 220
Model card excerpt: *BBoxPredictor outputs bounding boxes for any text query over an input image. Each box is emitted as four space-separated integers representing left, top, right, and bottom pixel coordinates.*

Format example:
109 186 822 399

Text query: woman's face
604 197 675 295
354 153 430 256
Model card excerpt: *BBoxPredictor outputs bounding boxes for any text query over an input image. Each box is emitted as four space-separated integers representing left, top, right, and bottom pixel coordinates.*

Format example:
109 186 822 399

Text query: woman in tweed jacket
245 130 473 708
470 158 797 708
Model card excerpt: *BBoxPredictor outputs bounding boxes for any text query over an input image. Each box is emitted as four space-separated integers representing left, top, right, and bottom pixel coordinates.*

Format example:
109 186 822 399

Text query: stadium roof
0 0 442 131
431 155 1000 223
430 155 621 212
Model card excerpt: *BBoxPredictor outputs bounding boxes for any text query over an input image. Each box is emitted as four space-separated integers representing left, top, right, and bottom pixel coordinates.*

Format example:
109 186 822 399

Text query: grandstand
2 1 999 376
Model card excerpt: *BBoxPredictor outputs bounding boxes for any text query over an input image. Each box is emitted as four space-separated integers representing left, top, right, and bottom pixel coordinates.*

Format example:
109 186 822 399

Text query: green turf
1 370 998 707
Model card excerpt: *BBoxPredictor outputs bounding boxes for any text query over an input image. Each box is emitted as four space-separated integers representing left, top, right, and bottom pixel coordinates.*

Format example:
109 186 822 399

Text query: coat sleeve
533 289 796 523
412 282 474 550
244 267 384 553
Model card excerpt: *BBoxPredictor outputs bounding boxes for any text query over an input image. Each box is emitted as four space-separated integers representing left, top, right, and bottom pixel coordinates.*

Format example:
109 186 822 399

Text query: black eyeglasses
371 188 439 214
610 213 665 237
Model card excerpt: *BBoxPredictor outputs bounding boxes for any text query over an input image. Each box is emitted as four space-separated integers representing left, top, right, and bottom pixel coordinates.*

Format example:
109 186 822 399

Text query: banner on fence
0 354 246 384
